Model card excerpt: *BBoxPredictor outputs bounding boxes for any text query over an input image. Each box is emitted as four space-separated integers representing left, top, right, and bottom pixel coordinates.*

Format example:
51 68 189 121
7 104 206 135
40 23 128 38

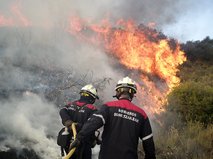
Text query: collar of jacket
119 98 131 101
78 97 91 104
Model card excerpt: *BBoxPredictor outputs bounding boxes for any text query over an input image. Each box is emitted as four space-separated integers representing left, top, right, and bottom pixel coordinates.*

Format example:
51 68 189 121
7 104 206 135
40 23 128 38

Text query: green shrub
166 81 213 126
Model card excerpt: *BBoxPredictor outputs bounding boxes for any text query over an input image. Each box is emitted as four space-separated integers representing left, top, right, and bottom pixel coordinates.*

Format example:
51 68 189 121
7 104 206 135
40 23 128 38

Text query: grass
138 122 213 159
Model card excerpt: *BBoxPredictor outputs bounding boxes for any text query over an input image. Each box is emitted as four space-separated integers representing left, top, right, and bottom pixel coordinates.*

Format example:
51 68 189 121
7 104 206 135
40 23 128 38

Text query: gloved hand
64 120 73 130
96 138 102 145
91 138 102 148
69 138 81 151
76 123 83 132
91 139 97 148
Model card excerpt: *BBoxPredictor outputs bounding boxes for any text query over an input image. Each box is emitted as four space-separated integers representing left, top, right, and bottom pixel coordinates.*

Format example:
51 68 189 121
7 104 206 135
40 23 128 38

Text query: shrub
166 81 213 126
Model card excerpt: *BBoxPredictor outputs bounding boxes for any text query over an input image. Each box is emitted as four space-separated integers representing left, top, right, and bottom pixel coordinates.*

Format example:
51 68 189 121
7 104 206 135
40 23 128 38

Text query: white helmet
79 84 99 99
115 76 137 93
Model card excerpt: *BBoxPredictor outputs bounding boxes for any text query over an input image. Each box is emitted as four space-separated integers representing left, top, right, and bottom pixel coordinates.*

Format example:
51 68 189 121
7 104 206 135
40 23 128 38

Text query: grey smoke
0 13 120 159
0 0 202 158
18 0 190 27
0 93 61 158
1 0 212 42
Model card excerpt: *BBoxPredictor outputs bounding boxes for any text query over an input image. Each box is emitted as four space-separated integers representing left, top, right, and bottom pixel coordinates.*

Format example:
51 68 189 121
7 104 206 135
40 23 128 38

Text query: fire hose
63 123 101 159
64 123 77 159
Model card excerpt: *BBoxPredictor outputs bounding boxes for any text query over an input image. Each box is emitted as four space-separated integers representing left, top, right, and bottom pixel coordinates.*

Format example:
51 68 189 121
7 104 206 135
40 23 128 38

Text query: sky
161 0 213 43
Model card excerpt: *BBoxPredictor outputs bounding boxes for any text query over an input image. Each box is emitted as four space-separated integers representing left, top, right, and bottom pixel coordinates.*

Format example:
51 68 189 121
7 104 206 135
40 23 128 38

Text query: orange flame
66 16 186 85
0 1 187 118
0 0 30 27
66 15 187 116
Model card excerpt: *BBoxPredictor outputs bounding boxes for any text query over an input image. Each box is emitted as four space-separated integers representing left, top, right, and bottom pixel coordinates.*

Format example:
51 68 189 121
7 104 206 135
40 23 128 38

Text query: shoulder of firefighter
59 101 97 125
76 98 156 159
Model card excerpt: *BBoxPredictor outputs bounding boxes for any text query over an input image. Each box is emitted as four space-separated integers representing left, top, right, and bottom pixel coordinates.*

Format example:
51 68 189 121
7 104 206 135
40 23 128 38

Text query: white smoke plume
0 93 61 158
0 25 118 157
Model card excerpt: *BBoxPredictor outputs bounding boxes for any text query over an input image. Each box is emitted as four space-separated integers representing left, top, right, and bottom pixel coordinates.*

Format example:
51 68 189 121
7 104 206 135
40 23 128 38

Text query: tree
181 36 213 62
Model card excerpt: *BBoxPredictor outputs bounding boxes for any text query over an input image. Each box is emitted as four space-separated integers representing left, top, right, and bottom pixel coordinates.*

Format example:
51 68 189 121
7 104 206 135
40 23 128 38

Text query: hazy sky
161 0 213 43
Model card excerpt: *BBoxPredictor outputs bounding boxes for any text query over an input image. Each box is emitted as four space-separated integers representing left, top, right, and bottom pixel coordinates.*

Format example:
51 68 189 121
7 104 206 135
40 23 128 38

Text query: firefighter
59 84 99 159
69 76 156 159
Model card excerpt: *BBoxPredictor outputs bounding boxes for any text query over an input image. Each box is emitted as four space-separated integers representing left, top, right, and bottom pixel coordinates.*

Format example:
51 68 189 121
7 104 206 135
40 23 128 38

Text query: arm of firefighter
141 117 156 159
87 106 98 122
77 104 109 142
64 120 73 128
59 105 72 125
91 107 98 115
69 138 81 150
143 137 156 159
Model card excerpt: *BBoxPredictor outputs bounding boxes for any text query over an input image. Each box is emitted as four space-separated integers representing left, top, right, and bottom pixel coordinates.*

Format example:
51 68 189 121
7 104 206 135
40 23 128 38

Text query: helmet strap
80 93 96 104
128 93 134 101
114 91 124 100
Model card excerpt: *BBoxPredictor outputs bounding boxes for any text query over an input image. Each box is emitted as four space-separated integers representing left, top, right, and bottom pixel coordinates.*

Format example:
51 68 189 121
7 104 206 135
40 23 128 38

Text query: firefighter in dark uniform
69 77 156 159
59 84 99 159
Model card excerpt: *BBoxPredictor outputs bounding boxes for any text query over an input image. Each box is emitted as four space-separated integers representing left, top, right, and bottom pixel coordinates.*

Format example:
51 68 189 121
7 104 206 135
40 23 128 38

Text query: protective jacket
77 98 156 159
60 99 97 126
59 98 98 159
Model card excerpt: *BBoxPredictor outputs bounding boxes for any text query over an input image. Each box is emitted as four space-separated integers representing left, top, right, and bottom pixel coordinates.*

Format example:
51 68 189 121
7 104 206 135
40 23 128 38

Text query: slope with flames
65 15 187 116
0 1 189 159
0 1 187 116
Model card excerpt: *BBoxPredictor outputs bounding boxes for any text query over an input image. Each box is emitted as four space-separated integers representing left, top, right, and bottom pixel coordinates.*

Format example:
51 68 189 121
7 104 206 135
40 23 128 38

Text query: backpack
57 102 87 156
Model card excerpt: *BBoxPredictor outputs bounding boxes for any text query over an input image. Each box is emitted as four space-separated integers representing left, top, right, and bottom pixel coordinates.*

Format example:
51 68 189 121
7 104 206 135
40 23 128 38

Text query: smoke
0 93 61 158
0 0 194 158
0 0 194 28
0 2 122 157
1 0 212 43
16 0 190 27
